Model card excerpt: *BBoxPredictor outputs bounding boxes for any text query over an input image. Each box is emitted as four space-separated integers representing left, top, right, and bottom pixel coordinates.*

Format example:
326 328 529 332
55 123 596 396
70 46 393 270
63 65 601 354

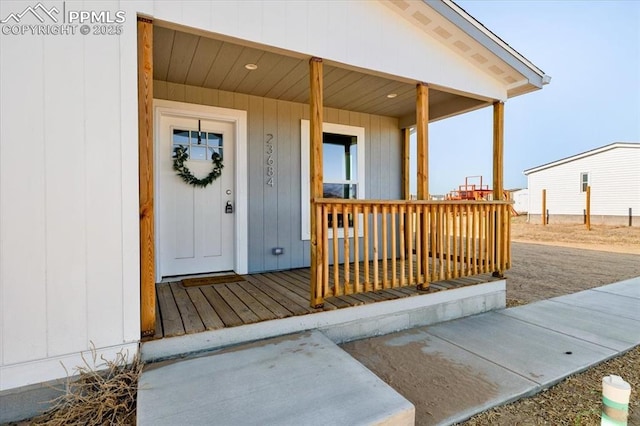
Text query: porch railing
311 199 512 305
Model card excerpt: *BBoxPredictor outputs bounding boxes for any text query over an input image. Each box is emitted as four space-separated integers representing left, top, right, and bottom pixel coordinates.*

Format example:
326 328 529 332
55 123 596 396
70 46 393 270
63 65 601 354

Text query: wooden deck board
226 283 278 322
185 287 225 330
152 269 497 340
269 272 339 310
169 282 205 334
322 295 351 309
250 274 316 314
154 297 163 339
382 288 411 298
215 285 261 324
338 295 366 306
157 284 184 337
237 281 293 319
200 286 244 327
244 275 310 316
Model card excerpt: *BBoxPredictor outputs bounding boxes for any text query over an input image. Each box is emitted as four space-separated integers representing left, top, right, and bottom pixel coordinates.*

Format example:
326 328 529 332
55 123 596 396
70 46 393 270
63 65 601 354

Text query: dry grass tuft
461 345 640 425
505 298 528 308
32 347 142 426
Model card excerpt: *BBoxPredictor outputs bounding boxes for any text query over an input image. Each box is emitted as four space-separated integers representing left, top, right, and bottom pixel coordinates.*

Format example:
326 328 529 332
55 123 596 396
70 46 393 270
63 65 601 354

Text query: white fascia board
523 142 640 175
427 0 549 89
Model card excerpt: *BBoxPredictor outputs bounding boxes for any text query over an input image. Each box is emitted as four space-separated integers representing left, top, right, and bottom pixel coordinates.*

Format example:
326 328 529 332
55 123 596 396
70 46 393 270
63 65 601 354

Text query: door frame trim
153 99 248 280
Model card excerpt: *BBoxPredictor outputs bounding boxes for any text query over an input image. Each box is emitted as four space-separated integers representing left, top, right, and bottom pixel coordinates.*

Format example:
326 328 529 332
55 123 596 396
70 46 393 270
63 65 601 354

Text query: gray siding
155 81 402 273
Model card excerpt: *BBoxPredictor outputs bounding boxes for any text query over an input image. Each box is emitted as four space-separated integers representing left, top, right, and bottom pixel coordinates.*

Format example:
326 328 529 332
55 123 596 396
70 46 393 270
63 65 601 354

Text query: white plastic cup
601 375 631 426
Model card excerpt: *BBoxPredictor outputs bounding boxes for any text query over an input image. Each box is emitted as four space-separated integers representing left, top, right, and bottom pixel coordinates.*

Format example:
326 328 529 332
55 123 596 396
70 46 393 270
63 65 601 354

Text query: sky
411 0 640 196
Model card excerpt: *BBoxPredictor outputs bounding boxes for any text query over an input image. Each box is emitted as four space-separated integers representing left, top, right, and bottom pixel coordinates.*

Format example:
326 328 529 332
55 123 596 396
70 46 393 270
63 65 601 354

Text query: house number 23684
265 134 275 187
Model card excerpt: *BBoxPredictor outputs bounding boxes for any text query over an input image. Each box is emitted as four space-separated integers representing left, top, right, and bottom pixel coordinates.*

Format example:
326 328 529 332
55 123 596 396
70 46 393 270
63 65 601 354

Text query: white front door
158 114 235 278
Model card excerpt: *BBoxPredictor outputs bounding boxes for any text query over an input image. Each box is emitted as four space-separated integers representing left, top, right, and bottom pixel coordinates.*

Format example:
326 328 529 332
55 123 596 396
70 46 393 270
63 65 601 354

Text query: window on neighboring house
580 172 589 192
301 120 365 240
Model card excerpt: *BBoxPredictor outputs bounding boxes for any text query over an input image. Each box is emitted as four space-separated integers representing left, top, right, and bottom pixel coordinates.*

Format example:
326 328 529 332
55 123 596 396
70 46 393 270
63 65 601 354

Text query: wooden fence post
586 185 591 230
542 189 547 226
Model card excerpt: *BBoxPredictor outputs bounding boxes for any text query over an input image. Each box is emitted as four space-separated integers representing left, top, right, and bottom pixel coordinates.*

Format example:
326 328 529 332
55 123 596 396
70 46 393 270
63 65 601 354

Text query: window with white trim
580 172 589 192
301 120 365 240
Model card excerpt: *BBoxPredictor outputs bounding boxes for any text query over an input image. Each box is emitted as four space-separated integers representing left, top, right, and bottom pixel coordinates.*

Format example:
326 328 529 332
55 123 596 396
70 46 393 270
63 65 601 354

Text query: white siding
0 1 140 390
527 147 640 217
1 9 48 367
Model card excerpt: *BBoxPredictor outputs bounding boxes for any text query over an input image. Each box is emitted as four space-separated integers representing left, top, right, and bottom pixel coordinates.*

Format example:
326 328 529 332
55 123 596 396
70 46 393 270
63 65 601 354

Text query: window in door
172 128 223 161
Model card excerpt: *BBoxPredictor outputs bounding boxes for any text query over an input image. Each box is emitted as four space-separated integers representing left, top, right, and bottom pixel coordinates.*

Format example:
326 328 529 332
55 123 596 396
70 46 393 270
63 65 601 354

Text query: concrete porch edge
141 280 506 362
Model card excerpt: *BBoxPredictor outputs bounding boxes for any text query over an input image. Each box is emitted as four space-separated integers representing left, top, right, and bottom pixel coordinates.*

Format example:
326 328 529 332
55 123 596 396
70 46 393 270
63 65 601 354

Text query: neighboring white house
0 0 549 420
509 188 529 214
524 143 640 226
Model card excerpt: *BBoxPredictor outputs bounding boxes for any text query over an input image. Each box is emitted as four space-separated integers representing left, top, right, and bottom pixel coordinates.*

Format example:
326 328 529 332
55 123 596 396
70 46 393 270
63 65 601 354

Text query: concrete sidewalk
137 277 639 425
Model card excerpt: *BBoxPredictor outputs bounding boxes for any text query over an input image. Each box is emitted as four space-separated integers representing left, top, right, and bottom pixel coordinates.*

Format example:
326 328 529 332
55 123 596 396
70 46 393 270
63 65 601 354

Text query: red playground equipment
446 176 493 201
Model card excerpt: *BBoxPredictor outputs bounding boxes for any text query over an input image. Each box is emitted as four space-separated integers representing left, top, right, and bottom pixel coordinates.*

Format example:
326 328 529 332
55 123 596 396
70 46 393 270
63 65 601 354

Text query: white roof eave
426 0 550 90
523 142 640 175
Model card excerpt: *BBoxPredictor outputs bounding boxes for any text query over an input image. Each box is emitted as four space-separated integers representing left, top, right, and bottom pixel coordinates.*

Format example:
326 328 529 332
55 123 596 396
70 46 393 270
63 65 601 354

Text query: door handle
225 201 233 214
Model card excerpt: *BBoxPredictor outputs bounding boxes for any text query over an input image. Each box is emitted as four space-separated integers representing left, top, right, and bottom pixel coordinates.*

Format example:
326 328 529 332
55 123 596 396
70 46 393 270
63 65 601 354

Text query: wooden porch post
401 128 411 200
416 83 429 200
586 185 591 231
416 83 429 290
138 17 155 337
492 101 504 278
492 101 504 201
310 57 324 308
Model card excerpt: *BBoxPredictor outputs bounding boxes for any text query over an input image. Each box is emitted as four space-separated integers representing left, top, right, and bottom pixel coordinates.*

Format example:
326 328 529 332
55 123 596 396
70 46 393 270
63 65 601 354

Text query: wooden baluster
343 205 351 294
480 205 486 274
430 204 437 283
452 205 459 279
478 205 484 274
472 205 478 275
353 205 360 294
503 204 508 271
502 204 509 271
444 204 451 279
322 205 329 297
438 204 445 280
489 204 494 273
332 205 340 295
382 205 389 288
506 204 512 269
416 204 422 283
399 205 405 286
494 203 500 274
422 204 429 285
465 204 471 275
363 205 370 292
373 205 379 291
491 203 497 272
391 205 397 287
407 204 414 285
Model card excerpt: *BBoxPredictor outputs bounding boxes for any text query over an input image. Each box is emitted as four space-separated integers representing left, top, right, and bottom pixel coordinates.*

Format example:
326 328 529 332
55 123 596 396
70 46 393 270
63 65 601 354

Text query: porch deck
151 267 496 340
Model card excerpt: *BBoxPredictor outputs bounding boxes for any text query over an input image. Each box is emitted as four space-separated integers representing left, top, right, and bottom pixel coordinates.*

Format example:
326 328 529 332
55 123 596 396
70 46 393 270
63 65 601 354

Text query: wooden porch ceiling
153 25 487 121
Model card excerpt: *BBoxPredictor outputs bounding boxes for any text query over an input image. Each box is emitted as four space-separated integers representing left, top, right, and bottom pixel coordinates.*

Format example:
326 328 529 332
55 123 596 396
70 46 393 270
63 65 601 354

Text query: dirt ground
343 217 640 426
